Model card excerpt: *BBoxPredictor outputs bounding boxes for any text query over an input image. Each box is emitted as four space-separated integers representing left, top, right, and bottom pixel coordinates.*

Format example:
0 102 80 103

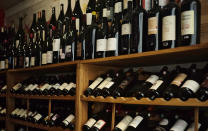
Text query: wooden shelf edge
81 95 208 107
0 94 6 97
0 116 6 121
9 94 75 100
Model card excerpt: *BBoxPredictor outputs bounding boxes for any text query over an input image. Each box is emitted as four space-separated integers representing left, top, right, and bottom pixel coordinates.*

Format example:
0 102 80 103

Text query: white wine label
103 8 108 17
170 119 188 131
162 15 176 41
146 75 159 84
159 118 169 126
30 57 35 66
34 113 42 121
159 0 167 7
16 40 19 48
94 120 106 130
17 109 25 116
53 83 60 89
116 115 133 130
65 83 74 91
42 30 46 41
59 83 68 91
97 77 112 89
123 0 128 10
104 81 115 89
86 13 92 25
24 84 34 91
64 114 75 123
65 45 72 53
29 84 38 91
2 85 7 90
182 80 200 93
148 17 158 35
122 24 132 35
96 39 107 52
5 59 8 69
115 2 122 13
53 39 61 51
11 108 19 115
84 118 97 128
171 73 187 87
181 10 194 35
12 83 22 91
0 108 6 114
28 111 33 117
144 0 151 11
89 77 104 90
47 51 53 63
25 57 29 67
107 38 117 51
42 53 47 65
76 18 80 32
187 122 201 131
19 110 26 118
150 80 164 90
1 61 5 69
129 116 144 128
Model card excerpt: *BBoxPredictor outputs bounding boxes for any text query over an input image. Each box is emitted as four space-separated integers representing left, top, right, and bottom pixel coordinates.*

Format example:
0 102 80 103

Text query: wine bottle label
59 83 68 91
159 0 167 7
5 59 8 69
77 41 82 57
19 110 27 118
34 113 42 121
170 119 188 131
187 122 201 131
116 115 133 130
16 40 19 48
1 61 5 69
17 109 25 116
107 7 114 21
0 108 6 114
63 114 75 125
89 77 104 90
60 49 65 60
12 83 22 91
84 118 97 128
47 51 53 64
53 39 61 51
171 73 187 86
44 113 53 121
29 84 38 91
2 85 7 90
65 83 74 91
159 118 169 126
96 39 107 52
150 80 164 90
30 57 35 66
122 24 132 35
129 116 144 128
76 18 80 32
28 111 33 117
42 30 46 41
123 0 128 10
181 10 194 35
52 114 59 121
103 8 108 17
201 78 208 88
97 77 112 89
146 75 159 84
162 16 176 41
65 45 72 53
182 80 200 93
144 0 151 11
93 120 106 130
53 83 60 89
148 17 158 35
86 13 92 25
25 57 29 67
119 80 129 89
104 81 115 89
42 53 47 65
115 2 122 13
24 84 34 91
107 38 117 51
11 108 19 115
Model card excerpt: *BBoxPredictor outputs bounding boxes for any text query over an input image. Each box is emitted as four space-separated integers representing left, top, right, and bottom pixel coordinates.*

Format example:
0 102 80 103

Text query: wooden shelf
0 116 5 121
81 44 208 67
81 95 208 107
0 94 6 97
9 94 75 100
0 70 7 76
9 118 70 131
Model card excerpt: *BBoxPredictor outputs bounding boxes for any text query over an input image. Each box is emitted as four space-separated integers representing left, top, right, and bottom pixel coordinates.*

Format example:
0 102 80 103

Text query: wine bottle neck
42 11 46 23
19 18 23 30
32 14 36 25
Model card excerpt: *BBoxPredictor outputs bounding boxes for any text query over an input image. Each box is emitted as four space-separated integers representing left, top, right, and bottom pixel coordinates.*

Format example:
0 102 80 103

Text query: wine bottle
120 0 133 55
58 4 65 35
86 0 96 27
73 0 83 34
41 10 47 66
131 0 147 53
47 33 53 65
42 113 54 125
113 115 133 131
16 38 25 69
114 0 123 21
83 114 98 131
23 36 30 68
70 17 77 61
163 66 188 101
64 0 72 26
179 64 202 101
170 118 189 131
30 14 37 45
8 24 16 69
106 0 114 22
146 0 161 51
181 0 201 46
61 114 75 129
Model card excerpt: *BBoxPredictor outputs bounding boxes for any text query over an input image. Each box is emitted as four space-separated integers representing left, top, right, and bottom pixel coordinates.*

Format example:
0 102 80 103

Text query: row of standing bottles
0 0 201 70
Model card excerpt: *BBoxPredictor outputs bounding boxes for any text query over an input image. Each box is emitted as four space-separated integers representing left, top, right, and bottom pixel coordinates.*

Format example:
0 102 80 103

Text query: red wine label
94 120 106 129
181 10 194 35
115 2 122 13
86 13 92 25
107 38 117 51
89 77 103 90
97 77 112 89
170 119 188 131
162 16 176 41
150 80 164 90
122 24 132 35
148 17 158 35
146 75 159 85
182 80 200 93
171 73 187 86
116 115 133 130
96 39 107 52
84 118 97 128
129 116 143 128
53 39 61 51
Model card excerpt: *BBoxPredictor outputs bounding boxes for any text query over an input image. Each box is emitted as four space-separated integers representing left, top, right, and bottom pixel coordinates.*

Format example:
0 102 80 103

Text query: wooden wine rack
0 1 207 130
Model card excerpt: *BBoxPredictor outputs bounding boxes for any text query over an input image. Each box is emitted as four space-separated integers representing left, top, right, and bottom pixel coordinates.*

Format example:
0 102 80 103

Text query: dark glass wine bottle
8 24 16 69
83 114 98 131
61 113 75 129
73 0 83 34
64 0 72 26
180 0 201 46
113 114 133 131
41 10 47 66
160 0 180 49
86 0 96 27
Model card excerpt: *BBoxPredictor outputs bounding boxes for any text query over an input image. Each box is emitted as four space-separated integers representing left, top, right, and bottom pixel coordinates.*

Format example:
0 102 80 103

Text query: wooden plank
111 104 116 131
194 108 199 131
9 94 75 100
